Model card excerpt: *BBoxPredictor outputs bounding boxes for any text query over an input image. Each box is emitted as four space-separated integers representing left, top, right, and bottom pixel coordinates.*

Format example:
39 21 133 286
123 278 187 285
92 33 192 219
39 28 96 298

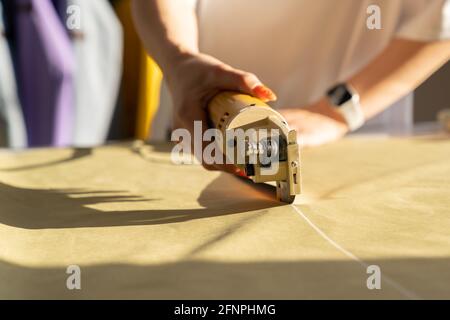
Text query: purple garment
14 0 74 146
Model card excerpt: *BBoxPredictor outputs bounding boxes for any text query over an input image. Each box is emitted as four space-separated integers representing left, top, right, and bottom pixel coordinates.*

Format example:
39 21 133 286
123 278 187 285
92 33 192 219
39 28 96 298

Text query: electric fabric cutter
207 91 301 203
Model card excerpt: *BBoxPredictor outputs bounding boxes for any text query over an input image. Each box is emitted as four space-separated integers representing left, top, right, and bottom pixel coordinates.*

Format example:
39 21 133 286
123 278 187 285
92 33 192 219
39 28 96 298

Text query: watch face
327 84 352 107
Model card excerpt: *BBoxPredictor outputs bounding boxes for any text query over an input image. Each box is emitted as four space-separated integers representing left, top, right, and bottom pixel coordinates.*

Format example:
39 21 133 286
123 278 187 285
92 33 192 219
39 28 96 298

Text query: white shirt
151 0 450 140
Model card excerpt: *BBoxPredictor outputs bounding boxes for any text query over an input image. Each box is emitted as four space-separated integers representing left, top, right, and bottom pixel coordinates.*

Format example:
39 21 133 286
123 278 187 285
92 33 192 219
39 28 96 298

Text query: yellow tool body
207 91 301 203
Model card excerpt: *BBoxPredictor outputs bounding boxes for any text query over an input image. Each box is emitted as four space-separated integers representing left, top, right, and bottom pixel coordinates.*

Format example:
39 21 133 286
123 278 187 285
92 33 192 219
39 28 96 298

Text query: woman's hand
132 0 276 172
279 98 350 147
166 52 277 171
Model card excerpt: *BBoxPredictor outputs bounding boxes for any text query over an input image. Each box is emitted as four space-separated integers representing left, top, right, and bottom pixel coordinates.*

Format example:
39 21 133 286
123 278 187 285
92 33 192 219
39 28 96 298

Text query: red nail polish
253 85 277 101
235 167 248 178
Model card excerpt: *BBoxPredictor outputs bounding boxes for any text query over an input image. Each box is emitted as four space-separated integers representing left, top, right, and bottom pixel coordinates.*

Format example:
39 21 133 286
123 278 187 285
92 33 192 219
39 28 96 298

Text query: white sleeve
396 0 450 41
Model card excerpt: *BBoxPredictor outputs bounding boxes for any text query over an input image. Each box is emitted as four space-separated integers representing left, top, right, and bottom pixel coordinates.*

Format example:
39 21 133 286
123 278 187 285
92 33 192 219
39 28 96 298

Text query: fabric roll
113 0 162 141
136 54 163 140
0 2 27 148
63 0 123 147
13 0 75 147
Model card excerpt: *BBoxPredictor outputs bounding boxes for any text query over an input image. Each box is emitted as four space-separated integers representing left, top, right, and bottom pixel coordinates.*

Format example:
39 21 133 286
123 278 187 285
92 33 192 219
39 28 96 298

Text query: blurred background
415 62 450 122
0 0 448 149
0 0 162 148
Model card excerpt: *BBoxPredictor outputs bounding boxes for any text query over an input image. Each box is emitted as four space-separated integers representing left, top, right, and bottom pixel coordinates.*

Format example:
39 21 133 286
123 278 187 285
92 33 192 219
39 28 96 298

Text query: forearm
131 0 199 72
348 38 450 121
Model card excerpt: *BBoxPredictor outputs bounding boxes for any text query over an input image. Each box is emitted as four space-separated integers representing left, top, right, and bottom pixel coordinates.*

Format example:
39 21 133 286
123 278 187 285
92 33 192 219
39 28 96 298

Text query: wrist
307 98 350 129
324 83 366 131
159 43 199 74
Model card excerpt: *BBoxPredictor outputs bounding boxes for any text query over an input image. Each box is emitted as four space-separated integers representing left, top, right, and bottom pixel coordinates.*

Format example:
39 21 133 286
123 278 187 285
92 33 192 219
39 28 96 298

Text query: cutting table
0 130 449 299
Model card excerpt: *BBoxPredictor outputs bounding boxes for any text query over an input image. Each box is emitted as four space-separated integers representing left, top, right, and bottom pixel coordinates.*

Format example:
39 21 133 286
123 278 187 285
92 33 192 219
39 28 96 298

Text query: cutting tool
207 91 301 203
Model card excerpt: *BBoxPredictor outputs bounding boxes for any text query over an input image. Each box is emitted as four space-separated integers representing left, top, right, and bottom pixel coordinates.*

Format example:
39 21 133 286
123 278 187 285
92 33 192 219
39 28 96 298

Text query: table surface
0 133 449 299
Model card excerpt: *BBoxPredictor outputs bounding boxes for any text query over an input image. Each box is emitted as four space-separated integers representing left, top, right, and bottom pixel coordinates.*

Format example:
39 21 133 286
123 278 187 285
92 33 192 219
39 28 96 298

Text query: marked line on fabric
290 205 421 300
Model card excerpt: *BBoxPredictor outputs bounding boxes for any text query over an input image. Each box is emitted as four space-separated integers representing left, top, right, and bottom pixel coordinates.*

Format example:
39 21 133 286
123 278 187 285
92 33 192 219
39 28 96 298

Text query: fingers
170 53 279 177
213 66 277 102
202 162 247 177
251 84 277 102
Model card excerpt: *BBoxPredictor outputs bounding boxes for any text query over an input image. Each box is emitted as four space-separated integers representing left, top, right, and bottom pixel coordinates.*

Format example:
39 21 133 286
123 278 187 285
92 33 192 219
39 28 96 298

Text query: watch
326 83 365 132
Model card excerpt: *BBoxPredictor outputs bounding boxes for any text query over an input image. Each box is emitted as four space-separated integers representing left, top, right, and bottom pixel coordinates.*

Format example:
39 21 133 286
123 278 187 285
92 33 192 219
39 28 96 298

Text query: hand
279 98 350 147
165 52 277 172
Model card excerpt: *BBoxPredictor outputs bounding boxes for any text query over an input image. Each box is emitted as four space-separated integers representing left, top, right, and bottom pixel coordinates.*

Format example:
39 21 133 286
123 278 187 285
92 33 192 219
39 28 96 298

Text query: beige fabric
0 135 449 299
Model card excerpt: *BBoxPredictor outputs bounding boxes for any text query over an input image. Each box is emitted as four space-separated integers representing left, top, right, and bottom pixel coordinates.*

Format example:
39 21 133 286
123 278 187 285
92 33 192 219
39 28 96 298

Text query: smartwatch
326 83 365 131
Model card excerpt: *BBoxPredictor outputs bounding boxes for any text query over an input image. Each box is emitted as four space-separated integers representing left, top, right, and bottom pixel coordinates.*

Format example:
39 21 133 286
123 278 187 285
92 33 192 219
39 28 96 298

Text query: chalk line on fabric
290 205 421 300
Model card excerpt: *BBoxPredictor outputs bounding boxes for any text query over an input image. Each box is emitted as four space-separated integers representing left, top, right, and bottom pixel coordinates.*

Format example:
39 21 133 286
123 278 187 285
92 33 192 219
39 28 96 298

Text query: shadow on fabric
0 148 93 172
1 257 449 299
0 173 281 229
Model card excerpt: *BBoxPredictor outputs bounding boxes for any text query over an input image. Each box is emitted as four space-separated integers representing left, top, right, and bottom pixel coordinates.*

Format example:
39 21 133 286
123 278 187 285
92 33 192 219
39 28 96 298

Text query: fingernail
252 85 277 102
235 167 248 178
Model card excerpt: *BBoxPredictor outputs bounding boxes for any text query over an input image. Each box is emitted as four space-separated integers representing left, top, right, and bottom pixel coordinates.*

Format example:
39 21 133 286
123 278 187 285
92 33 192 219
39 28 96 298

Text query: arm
281 38 450 147
349 39 450 120
132 0 276 170
132 0 199 73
